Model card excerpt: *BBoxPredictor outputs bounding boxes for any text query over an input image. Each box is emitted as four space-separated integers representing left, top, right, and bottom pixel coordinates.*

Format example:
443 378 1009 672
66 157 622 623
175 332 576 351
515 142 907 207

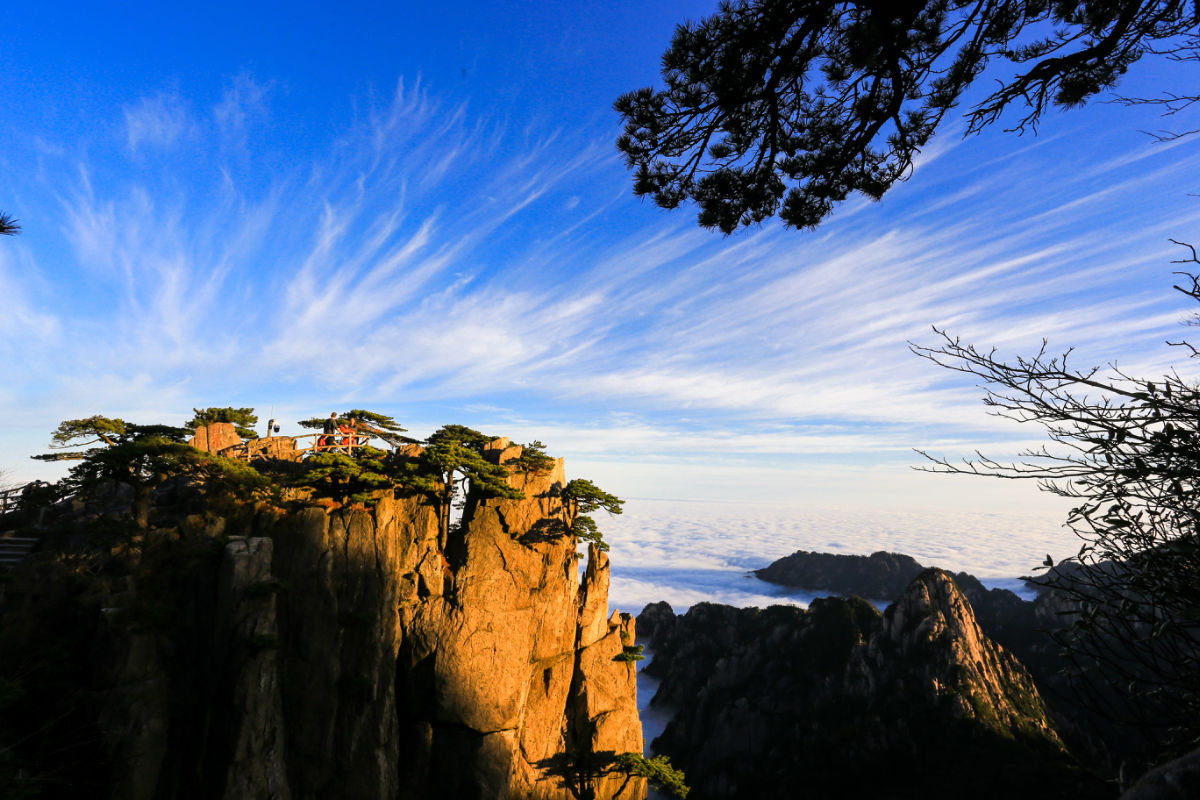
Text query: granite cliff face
0 448 644 799
639 569 1106 799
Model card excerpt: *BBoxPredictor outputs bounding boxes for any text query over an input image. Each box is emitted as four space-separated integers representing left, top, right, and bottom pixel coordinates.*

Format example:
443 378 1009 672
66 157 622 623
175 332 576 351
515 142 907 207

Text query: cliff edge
0 445 644 799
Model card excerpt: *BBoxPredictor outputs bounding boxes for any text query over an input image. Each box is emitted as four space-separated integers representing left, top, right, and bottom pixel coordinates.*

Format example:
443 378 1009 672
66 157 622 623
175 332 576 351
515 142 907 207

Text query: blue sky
3 2 1200 520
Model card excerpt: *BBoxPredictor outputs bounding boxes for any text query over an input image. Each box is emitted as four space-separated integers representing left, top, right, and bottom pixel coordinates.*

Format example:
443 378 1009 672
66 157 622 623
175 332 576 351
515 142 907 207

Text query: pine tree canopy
616 0 1197 233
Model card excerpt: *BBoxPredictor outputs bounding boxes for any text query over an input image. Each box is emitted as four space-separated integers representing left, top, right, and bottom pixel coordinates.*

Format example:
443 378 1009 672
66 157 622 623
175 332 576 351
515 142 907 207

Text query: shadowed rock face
640 570 1108 800
750 548 1145 769
1122 744 1200 799
752 549 1041 643
0 458 644 800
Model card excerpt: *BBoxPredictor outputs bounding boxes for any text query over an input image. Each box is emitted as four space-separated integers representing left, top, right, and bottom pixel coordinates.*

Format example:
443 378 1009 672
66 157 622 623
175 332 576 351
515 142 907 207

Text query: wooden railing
0 484 33 515
220 431 385 463
292 432 375 455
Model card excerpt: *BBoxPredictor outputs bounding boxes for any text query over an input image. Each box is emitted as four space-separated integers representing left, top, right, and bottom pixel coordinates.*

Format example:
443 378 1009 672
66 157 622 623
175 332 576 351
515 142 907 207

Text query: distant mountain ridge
753 548 927 599
753 548 1043 656
637 569 1108 799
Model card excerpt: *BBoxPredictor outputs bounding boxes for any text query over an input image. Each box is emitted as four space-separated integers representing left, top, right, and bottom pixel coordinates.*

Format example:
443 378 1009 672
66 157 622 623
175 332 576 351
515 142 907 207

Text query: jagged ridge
639 569 1108 800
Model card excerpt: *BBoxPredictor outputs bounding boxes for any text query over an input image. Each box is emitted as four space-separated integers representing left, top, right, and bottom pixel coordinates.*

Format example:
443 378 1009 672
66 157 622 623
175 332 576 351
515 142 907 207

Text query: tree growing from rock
512 440 556 475
344 409 412 447
403 425 524 548
32 416 190 461
186 407 259 440
560 478 625 553
297 446 394 505
30 415 265 525
36 415 131 455
616 0 1198 233
614 753 689 799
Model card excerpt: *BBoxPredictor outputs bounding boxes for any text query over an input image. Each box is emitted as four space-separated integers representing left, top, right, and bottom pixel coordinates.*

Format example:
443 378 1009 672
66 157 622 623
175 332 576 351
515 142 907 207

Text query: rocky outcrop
633 600 675 645
754 549 1036 634
187 421 244 454
753 549 925 599
640 570 1107 799
751 548 1143 770
1122 744 1200 799
394 456 644 799
0 453 644 800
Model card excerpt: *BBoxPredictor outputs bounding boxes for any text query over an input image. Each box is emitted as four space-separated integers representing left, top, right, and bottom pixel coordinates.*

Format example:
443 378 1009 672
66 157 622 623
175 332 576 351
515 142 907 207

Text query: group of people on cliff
319 412 367 452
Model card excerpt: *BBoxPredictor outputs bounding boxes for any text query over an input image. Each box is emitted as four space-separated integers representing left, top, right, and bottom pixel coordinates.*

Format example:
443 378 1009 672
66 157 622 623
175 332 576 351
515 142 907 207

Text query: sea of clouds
601 497 1075 616
612 496 1077 774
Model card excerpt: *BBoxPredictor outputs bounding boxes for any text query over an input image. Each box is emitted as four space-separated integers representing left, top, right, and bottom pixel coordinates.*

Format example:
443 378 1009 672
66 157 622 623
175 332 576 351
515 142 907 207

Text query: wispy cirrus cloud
214 74 272 139
5 77 1199 511
124 93 194 152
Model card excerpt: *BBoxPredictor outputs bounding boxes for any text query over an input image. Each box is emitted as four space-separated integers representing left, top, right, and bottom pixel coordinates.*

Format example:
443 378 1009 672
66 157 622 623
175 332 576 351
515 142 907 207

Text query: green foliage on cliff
26 410 613 561
562 479 623 516
32 416 189 462
614 753 689 798
561 478 624 553
186 407 259 440
344 409 410 446
297 445 393 504
49 415 130 447
31 415 266 504
567 515 608 552
404 425 524 545
63 439 268 497
614 644 645 663
512 440 555 474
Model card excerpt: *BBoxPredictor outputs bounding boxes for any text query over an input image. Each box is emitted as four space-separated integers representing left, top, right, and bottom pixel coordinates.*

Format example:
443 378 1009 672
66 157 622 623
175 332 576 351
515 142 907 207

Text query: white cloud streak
5 80 1199 509
124 93 193 152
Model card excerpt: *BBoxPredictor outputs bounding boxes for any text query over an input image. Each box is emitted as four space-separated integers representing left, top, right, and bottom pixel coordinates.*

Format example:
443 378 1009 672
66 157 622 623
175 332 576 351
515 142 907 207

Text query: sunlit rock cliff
0 441 644 800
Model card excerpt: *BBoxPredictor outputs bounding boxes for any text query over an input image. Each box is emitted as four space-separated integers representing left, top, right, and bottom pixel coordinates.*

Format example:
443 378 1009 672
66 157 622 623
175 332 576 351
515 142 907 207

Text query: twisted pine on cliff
560 478 624 553
25 411 624 559
614 753 689 799
28 415 268 522
32 416 144 459
511 440 556 474
403 425 524 548
32 416 194 469
344 409 412 446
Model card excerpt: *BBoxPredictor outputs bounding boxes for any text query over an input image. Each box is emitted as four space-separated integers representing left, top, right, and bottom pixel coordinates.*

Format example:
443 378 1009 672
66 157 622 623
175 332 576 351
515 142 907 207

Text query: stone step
0 536 38 566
